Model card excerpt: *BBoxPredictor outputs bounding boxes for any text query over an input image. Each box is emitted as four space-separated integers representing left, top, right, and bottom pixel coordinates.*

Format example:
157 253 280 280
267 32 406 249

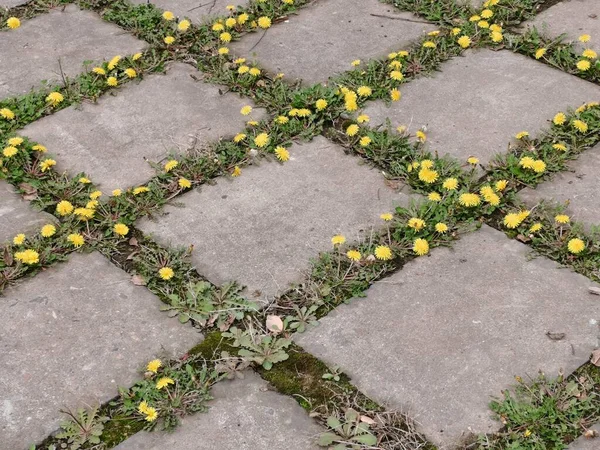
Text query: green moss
101 416 145 447
188 331 237 359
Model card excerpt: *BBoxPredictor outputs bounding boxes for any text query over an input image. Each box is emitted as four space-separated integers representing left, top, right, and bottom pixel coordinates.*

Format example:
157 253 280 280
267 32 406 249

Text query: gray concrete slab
230 0 436 85
0 252 201 449
296 225 600 448
0 180 56 244
0 5 145 99
22 63 265 192
138 136 414 300
568 425 600 449
364 49 600 166
519 144 600 229
2 0 27 7
525 0 600 48
129 0 247 23
115 372 322 450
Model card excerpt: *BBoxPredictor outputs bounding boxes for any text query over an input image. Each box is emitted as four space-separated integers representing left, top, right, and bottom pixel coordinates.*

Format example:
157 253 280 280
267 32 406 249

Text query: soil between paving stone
114 372 323 450
0 4 145 100
128 0 248 24
296 224 600 448
230 0 436 85
138 135 417 301
0 252 201 449
519 143 600 230
0 180 56 244
21 62 266 192
363 48 600 167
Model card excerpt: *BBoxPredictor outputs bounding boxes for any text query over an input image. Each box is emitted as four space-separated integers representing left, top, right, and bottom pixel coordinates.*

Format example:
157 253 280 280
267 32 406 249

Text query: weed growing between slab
0 0 71 30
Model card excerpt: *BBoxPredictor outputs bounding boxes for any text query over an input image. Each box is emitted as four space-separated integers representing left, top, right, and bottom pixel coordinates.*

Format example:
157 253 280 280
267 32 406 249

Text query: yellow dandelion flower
408 217 426 231
532 160 546 173
389 60 402 69
249 67 261 76
113 223 129 236
459 193 480 207
357 114 369 124
124 68 137 78
46 92 64 106
428 192 442 202
112 189 122 196
535 48 547 59
390 70 404 81
380 213 393 221
331 235 346 246
490 24 503 32
420 159 434 169
107 55 121 70
390 89 401 101
89 190 102 200
529 223 542 233
144 407 158 422
79 177 91 184
233 133 246 143
164 160 178 172
416 130 426 142
555 214 570 224
237 13 249 24
427 30 440 36
375 245 393 260
553 112 566 125
495 179 508 191
133 52 142 60
225 17 237 28
519 156 535 169
56 200 74 216
490 31 503 42
147 359 162 373
568 238 585 254
40 159 56 172
578 34 591 43
357 86 372 97
275 146 289 162
583 49 598 59
442 178 459 191
451 27 461 36
178 178 191 189
315 99 328 111
258 16 271 29
92 67 106 75
412 239 429 256
577 60 591 71
158 267 174 280
7 17 21 29
68 233 85 248
552 143 567 151
74 208 95 220
178 19 190 31
162 11 175 20
423 41 436 48
467 156 479 165
515 131 529 139
0 108 15 120
346 250 361 261
254 133 270 148
359 136 372 147
457 36 471 48
3 146 18 158
481 9 493 18
156 377 175 389
435 223 448 233
469 15 481 22
41 224 56 237
572 120 588 133
478 20 490 29
164 36 175 45
218 47 229 55
240 105 252 116
503 213 522 229
232 166 242 177
133 186 149 195
351 59 361 66
107 77 118 87
13 233 25 245
32 144 47 153
14 249 39 265
418 168 439 184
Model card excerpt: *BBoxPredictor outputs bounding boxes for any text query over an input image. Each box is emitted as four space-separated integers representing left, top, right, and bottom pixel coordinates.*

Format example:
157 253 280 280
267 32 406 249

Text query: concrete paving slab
22 63 265 192
364 49 600 166
2 0 27 7
115 372 322 450
138 136 414 300
568 425 600 449
0 252 201 449
296 225 600 448
519 144 600 229
230 0 435 85
0 5 145 99
0 180 55 244
129 0 247 23
525 0 600 48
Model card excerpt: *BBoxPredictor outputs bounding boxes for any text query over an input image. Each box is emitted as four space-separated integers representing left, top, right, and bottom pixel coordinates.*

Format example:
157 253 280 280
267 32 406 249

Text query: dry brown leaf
131 275 146 286
590 348 600 366
266 315 283 334
360 415 376 425
584 428 598 439
128 237 139 247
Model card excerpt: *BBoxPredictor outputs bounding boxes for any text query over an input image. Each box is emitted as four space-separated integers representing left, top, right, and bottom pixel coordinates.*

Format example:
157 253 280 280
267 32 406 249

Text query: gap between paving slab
0 180 56 244
568 424 600 450
0 251 201 449
0 4 145 99
230 0 436 85
138 135 416 301
129 0 247 23
363 48 600 167
114 371 322 450
296 224 600 448
519 143 600 230
21 62 266 192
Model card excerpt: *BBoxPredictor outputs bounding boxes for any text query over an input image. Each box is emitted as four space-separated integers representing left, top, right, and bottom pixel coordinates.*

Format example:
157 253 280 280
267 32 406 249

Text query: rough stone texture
568 425 600 449
364 49 600 166
0 252 201 449
0 180 55 244
115 372 322 450
22 63 265 192
230 0 436 85
0 5 145 99
296 225 600 448
2 0 26 7
519 144 600 228
129 0 247 23
525 0 600 47
139 136 414 300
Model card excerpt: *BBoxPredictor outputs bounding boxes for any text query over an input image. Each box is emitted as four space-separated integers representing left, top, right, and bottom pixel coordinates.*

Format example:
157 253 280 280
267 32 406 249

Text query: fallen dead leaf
128 237 139 247
131 275 146 286
590 348 600 366
266 315 283 334
584 428 598 439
